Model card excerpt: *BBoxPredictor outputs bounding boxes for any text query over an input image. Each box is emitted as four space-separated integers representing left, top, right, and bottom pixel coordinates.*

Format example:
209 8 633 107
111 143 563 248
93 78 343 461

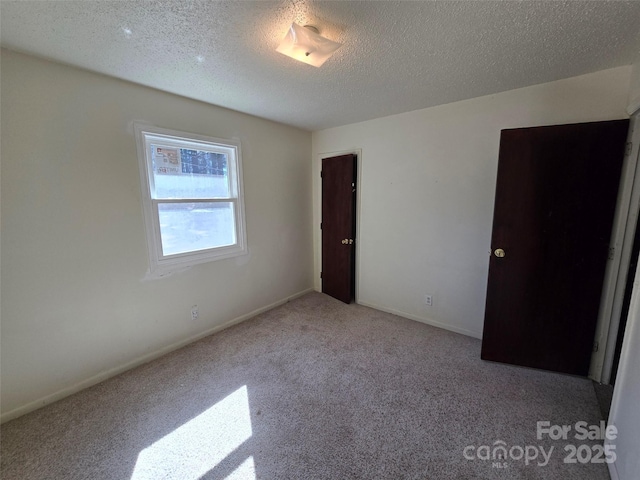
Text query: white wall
0 50 313 420
313 66 631 339
628 55 640 112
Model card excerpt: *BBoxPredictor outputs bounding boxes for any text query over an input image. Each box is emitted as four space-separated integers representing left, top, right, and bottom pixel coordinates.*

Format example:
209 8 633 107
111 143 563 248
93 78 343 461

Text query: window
135 124 247 274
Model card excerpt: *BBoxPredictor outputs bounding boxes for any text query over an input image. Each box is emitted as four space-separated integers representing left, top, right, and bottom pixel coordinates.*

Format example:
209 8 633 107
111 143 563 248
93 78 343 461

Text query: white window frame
134 123 248 275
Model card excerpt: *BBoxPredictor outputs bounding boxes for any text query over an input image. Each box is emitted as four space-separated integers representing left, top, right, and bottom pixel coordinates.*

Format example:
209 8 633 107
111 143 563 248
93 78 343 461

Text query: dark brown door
322 154 357 303
481 120 629 376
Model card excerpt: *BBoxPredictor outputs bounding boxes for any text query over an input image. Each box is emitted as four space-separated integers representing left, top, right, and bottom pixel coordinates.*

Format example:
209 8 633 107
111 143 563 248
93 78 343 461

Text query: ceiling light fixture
276 23 342 67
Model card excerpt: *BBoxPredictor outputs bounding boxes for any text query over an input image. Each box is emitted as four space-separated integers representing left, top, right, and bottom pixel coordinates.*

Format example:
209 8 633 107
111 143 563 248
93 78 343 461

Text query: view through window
135 125 247 273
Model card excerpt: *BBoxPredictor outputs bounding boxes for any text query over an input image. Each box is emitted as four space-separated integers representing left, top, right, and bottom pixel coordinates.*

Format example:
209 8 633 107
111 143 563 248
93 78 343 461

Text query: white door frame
591 109 640 383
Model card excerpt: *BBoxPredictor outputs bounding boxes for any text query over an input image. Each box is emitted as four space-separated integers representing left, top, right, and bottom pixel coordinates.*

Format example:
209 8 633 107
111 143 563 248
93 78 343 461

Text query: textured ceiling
2 1 640 131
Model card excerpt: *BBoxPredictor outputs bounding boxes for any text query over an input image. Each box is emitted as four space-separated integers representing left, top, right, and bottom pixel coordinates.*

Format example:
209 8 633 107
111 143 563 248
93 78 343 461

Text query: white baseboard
608 461 620 480
356 300 482 339
605 437 620 480
0 288 314 424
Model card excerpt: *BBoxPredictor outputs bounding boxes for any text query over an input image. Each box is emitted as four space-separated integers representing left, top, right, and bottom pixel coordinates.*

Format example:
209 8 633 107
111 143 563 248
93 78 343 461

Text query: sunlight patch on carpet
130 385 253 480
226 456 256 479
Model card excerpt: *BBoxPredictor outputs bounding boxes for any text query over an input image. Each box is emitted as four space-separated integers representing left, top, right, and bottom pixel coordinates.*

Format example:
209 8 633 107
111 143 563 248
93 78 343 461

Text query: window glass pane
158 202 236 256
151 145 230 199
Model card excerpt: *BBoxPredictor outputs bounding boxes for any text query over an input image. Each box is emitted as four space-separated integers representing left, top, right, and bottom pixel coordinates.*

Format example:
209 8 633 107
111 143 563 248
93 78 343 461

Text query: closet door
481 120 628 375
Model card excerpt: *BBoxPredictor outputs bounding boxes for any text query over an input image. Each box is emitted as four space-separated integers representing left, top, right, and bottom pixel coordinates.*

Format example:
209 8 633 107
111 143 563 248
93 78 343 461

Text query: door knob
494 248 506 258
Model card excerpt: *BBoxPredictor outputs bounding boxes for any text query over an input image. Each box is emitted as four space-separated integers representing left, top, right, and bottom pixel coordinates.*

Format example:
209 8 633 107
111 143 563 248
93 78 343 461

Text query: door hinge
593 341 599 353
608 247 615 261
320 171 323 178
625 142 633 156
320 272 323 279
320 222 322 230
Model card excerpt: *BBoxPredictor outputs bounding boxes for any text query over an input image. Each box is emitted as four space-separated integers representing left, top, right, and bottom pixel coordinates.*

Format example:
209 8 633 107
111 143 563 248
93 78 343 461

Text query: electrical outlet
191 305 199 321
424 295 433 306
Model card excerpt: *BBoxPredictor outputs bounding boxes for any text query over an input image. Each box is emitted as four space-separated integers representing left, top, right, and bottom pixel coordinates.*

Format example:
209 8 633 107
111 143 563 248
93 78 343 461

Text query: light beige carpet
1 292 610 479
